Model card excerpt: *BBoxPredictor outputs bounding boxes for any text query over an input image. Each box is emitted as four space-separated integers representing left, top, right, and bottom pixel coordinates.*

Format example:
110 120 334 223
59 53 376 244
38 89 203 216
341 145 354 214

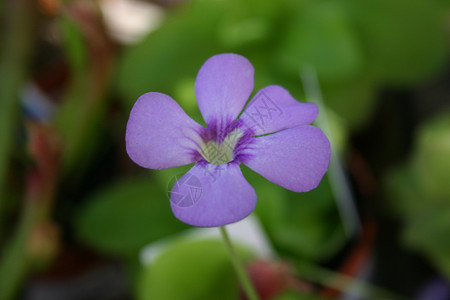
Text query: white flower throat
199 129 244 165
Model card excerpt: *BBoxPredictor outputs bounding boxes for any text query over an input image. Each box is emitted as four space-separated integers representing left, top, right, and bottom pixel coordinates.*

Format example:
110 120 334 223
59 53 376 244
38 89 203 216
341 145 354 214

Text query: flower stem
219 226 259 300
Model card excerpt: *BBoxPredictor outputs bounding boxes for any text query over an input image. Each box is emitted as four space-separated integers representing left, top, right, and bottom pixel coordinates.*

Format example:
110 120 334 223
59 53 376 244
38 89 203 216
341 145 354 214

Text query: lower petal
170 163 256 227
126 92 202 169
243 125 330 192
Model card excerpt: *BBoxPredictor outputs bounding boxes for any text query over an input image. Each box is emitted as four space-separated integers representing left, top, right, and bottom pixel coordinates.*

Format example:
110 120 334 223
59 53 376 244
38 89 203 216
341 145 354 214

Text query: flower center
199 129 243 165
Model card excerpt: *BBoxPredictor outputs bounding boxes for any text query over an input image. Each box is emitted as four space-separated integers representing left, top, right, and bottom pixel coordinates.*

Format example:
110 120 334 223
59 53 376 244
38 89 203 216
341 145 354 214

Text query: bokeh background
0 0 449 299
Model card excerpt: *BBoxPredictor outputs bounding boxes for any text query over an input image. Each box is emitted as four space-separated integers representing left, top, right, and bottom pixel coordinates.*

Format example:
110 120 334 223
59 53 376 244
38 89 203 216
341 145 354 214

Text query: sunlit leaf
138 239 252 300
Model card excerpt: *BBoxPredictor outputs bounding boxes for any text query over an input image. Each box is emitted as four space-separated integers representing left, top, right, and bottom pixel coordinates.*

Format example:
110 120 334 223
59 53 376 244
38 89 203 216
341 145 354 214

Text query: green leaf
277 1 364 85
243 165 345 261
138 239 251 300
404 202 450 279
385 164 423 219
75 177 188 257
386 112 450 279
118 0 224 112
345 0 448 85
276 175 345 260
273 291 322 300
322 75 378 129
241 165 287 233
413 112 450 199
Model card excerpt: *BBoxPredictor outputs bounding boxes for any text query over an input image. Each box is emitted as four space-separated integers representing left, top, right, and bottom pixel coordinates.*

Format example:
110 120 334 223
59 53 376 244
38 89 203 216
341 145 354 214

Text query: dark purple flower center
197 118 254 165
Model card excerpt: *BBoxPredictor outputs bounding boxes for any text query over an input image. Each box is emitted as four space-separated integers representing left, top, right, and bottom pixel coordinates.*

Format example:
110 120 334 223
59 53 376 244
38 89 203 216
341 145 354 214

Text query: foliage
387 113 450 278
137 239 252 300
0 0 448 298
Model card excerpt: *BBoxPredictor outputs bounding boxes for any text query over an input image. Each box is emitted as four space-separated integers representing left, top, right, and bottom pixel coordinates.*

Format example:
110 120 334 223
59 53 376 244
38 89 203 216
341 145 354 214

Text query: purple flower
126 53 330 227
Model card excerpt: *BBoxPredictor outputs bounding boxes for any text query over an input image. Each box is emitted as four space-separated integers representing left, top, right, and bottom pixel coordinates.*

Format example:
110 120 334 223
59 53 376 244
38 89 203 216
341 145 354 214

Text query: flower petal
243 125 330 192
240 85 318 136
126 92 203 169
195 53 254 124
170 163 256 227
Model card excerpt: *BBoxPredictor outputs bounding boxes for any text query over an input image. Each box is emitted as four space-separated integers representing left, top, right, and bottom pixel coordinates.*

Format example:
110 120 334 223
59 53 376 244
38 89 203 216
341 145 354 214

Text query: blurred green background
0 0 449 299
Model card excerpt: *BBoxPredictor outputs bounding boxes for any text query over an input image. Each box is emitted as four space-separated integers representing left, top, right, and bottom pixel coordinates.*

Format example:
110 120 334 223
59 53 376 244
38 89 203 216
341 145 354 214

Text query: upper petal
195 53 254 124
240 85 318 136
170 163 256 227
126 92 203 169
242 125 330 192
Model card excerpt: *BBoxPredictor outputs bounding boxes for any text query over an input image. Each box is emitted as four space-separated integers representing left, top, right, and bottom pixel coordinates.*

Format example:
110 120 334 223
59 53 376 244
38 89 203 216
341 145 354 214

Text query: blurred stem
0 199 39 300
295 260 407 300
0 173 58 300
219 226 260 300
0 123 60 300
300 66 361 238
56 9 114 176
0 0 35 232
